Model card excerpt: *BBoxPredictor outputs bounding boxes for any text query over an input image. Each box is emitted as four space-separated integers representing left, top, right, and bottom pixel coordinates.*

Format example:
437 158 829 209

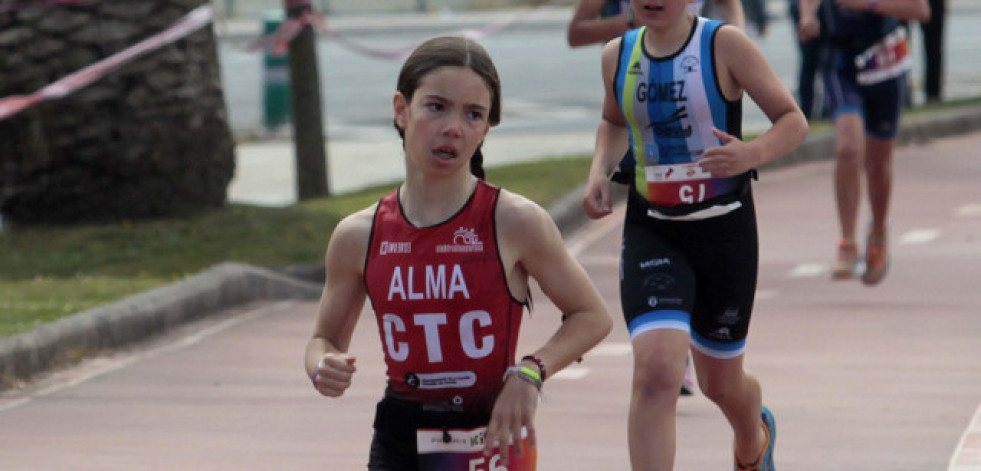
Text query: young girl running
581 1 808 470
567 0 747 398
799 0 931 284
305 36 612 471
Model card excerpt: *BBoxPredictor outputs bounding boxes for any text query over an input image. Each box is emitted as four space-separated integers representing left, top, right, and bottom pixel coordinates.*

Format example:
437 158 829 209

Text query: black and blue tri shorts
619 184 759 359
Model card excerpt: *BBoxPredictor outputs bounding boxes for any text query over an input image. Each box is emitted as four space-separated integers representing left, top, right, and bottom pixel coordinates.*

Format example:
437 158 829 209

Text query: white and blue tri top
614 17 745 210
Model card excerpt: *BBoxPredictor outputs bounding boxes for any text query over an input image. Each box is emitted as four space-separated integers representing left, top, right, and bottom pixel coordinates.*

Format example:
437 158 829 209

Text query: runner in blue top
582 1 808 470
567 0 747 398
798 0 930 285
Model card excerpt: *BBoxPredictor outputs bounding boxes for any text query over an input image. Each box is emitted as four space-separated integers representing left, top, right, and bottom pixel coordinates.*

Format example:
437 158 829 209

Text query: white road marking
565 204 625 258
788 263 829 278
954 203 981 218
900 228 942 245
947 403 981 471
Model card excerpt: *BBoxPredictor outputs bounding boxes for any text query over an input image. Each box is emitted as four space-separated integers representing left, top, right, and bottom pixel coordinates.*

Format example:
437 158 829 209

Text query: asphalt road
1 130 979 470
216 2 981 141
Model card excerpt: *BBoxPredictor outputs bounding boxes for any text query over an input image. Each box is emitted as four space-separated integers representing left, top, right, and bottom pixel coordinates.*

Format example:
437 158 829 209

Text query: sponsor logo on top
679 55 700 74
380 241 412 255
437 227 484 253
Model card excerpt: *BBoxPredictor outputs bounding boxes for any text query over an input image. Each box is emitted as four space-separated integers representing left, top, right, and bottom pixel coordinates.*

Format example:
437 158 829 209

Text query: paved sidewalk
227 103 981 206
211 2 575 40
228 131 596 205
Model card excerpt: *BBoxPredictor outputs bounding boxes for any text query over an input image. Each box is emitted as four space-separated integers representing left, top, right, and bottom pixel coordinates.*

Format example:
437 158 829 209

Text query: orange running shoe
734 406 776 471
861 239 889 285
831 240 858 280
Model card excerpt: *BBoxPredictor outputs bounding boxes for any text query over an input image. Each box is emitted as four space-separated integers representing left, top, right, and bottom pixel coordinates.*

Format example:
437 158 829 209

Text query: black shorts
824 48 906 140
368 396 490 471
619 186 759 358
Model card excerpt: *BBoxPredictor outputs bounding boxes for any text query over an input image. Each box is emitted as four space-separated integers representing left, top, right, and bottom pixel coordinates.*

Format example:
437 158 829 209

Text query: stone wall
0 0 236 225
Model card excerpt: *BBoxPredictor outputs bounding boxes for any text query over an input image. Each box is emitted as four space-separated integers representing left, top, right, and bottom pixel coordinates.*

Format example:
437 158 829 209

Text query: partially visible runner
567 0 746 397
582 1 808 470
798 0 931 284
305 36 613 471
918 0 945 102
568 0 745 47
787 0 830 120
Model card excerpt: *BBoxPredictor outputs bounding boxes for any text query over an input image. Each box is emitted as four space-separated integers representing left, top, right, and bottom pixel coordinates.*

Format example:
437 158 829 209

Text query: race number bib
646 163 710 183
644 163 716 206
417 426 536 471
855 27 912 85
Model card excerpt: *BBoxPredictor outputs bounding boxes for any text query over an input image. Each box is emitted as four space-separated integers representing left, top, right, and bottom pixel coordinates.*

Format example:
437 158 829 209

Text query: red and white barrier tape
250 0 562 61
0 4 214 122
308 13 417 61
1 1 558 122
247 10 308 57
247 10 414 60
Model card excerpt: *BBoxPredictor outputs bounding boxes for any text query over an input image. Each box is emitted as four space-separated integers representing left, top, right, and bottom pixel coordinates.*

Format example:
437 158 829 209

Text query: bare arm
583 38 630 219
304 208 373 397
801 0 930 41
567 0 632 47
484 191 613 463
700 27 808 177
798 0 821 41
836 0 930 22
499 191 612 378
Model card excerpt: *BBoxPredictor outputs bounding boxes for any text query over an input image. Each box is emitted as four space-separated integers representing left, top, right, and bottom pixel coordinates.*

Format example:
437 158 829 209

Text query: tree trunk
0 0 235 225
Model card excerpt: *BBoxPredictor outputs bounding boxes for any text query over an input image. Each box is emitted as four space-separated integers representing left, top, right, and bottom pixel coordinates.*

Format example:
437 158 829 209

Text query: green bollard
262 10 291 130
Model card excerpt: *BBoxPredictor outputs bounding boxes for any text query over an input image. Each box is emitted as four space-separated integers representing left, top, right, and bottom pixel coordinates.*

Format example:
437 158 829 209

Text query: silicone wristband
503 366 543 391
520 355 547 382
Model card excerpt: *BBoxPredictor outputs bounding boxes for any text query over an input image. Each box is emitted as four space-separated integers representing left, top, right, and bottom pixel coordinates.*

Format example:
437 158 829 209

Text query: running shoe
680 370 694 396
831 239 858 280
760 406 776 471
734 405 776 471
861 237 889 286
680 355 695 396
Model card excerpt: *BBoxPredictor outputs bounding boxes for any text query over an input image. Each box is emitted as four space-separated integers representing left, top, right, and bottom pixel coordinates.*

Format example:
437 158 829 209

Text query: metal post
224 0 234 17
284 0 329 199
417 0 427 13
262 10 291 129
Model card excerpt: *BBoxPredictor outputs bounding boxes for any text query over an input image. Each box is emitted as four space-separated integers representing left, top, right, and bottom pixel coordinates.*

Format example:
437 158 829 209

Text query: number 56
469 454 508 471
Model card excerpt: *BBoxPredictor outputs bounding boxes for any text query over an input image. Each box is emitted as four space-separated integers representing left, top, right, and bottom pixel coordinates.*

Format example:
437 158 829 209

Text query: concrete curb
0 262 321 383
3 104 980 387
772 104 981 170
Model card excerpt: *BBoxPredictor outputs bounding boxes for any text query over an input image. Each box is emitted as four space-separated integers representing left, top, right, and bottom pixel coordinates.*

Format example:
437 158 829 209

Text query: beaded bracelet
520 354 547 382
